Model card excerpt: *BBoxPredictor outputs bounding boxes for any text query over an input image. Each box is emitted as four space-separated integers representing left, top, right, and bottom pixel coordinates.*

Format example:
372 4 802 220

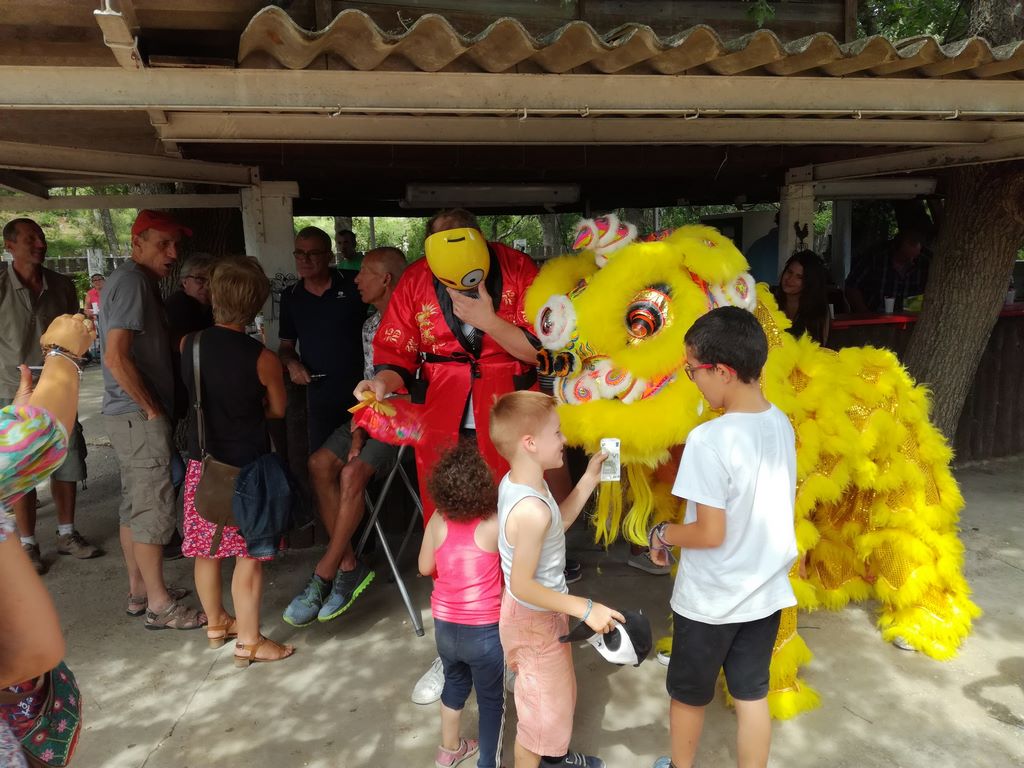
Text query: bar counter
827 303 1024 462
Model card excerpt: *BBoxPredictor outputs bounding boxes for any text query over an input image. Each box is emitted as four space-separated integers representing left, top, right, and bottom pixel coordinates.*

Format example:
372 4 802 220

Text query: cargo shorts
104 411 176 545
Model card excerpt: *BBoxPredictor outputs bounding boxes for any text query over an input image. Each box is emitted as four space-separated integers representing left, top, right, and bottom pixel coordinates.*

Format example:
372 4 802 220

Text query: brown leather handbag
190 331 241 555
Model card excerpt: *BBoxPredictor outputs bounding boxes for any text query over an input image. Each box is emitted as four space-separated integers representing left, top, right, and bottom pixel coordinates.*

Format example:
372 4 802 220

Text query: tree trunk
540 213 561 258
903 162 1024 439
97 209 120 257
966 0 1024 44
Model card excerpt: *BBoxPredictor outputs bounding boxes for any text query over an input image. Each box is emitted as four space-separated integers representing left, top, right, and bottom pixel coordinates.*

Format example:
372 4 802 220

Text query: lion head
525 217 762 468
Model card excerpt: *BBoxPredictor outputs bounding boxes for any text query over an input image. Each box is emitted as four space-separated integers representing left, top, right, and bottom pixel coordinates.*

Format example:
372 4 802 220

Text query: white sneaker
892 636 917 652
656 650 670 667
412 656 445 704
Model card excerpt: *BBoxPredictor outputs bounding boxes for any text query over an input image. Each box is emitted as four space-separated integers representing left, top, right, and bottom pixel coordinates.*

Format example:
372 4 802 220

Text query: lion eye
625 285 671 342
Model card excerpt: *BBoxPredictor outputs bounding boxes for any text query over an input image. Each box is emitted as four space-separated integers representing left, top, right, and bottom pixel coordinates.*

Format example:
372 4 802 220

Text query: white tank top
497 474 567 611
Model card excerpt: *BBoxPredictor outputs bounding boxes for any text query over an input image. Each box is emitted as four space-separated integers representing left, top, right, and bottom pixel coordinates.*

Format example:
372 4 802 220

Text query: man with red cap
100 210 206 630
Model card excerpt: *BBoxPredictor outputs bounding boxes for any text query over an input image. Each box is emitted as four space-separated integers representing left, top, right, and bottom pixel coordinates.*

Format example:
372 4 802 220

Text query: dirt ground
25 367 1024 767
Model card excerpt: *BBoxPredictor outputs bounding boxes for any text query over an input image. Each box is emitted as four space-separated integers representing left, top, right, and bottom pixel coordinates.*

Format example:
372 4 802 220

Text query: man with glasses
278 226 368 454
165 254 216 555
166 254 214 349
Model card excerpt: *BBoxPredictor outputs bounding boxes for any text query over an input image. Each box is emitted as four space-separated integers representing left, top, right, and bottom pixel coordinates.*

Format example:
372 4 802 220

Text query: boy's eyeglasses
684 362 736 380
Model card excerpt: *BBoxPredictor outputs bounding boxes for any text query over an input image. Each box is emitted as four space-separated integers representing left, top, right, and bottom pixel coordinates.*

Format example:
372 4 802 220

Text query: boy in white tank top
489 391 624 768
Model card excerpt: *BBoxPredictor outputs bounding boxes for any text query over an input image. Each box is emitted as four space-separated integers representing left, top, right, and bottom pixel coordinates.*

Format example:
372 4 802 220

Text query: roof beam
0 170 50 199
93 1 142 70
0 140 254 186
0 67 1022 118
795 136 1024 180
0 192 240 212
94 2 183 157
157 112 1024 146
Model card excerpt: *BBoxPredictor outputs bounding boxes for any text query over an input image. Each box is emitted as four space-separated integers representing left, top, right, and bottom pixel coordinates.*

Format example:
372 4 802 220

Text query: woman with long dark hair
773 250 830 345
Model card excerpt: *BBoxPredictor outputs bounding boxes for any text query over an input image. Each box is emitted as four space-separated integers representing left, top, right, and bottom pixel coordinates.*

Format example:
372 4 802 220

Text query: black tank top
183 326 269 466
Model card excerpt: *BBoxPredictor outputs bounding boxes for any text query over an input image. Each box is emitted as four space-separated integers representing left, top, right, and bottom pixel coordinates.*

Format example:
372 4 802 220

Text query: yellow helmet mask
425 227 490 291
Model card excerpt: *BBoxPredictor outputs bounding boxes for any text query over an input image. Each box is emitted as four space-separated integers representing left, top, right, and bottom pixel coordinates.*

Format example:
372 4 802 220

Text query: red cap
131 209 193 238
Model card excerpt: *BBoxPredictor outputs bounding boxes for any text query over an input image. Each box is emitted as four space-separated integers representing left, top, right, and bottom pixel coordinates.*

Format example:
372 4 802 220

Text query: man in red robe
354 208 540 520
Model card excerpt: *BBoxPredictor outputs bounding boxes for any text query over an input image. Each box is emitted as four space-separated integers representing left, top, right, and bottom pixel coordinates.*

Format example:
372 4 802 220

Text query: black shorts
666 610 781 706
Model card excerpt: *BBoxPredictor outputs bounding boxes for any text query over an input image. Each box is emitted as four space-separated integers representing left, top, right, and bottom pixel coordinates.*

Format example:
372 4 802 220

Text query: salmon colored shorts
499 591 577 757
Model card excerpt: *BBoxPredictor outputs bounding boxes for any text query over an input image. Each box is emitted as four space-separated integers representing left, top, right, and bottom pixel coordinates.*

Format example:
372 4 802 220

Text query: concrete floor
26 367 1024 767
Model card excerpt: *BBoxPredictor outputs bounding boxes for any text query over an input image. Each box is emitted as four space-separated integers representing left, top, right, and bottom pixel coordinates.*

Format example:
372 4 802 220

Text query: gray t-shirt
99 260 175 416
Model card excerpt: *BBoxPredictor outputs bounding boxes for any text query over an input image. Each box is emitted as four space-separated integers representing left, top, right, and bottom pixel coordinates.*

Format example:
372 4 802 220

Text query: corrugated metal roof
238 6 1024 79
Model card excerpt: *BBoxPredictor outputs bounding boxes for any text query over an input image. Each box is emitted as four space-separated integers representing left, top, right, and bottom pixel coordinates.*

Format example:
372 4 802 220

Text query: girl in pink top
419 441 504 768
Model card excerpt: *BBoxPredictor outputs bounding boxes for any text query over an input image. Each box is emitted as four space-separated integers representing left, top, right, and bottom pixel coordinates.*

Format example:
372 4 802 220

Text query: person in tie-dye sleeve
1 313 94 766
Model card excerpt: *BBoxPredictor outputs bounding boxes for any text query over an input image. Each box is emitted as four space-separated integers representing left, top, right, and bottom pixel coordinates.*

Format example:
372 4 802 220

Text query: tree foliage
857 0 969 40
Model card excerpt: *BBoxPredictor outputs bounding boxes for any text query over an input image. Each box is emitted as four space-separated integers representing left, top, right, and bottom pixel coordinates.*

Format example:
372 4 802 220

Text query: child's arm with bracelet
648 502 726 566
508 497 623 634
557 450 606 530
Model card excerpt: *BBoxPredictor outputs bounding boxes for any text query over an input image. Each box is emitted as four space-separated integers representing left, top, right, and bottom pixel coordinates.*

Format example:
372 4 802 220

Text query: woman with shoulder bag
180 256 294 667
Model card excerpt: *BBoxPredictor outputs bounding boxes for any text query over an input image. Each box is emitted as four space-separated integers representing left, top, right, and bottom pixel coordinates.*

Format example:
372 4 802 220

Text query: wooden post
779 175 815 271
240 181 299 351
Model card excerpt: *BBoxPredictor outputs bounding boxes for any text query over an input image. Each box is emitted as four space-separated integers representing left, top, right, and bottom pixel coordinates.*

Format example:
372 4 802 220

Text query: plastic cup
884 297 895 314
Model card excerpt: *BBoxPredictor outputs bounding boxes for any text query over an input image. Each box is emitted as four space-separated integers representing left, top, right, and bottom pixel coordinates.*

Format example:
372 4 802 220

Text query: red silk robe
373 242 539 518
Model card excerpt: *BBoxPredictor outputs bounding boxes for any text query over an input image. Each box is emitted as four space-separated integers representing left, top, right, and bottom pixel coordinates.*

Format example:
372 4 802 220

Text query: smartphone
11 365 43 384
599 438 621 482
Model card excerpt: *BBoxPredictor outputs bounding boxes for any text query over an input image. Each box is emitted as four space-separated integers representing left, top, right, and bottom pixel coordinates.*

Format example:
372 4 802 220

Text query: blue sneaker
318 562 375 622
282 574 331 627
652 758 674 768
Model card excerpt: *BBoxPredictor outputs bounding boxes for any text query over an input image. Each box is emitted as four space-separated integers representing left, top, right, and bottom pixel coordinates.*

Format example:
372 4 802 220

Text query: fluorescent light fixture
813 178 936 199
404 183 579 208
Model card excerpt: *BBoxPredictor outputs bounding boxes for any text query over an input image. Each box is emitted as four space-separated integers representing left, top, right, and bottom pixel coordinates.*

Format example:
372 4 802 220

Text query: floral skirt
181 460 273 561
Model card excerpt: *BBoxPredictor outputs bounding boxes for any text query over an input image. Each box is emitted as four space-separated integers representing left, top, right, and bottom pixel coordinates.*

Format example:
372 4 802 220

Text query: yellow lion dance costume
525 216 980 719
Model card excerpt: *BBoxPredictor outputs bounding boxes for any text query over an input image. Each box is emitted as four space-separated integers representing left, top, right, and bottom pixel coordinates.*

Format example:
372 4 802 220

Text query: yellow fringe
593 481 623 548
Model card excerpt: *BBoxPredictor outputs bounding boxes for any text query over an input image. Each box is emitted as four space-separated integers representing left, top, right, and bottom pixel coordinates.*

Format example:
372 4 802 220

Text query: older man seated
283 247 407 627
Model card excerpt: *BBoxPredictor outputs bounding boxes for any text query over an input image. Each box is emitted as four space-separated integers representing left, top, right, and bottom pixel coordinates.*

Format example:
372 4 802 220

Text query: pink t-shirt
86 287 101 315
430 518 503 625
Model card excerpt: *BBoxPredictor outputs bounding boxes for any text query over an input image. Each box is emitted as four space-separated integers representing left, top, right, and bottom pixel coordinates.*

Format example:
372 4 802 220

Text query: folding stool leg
355 444 406 557
355 445 424 636
394 461 426 563
371 514 424 637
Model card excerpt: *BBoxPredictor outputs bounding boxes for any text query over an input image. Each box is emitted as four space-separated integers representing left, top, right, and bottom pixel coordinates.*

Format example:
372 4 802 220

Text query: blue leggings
435 619 505 768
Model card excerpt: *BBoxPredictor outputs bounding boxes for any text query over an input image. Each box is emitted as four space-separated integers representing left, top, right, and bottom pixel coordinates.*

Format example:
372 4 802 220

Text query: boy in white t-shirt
648 306 798 768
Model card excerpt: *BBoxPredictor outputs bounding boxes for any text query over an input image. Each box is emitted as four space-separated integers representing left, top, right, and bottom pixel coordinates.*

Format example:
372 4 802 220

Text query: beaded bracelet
581 598 593 622
648 522 677 564
649 521 670 550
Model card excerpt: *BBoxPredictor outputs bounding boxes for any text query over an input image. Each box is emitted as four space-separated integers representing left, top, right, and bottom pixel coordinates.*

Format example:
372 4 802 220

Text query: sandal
233 637 295 668
126 586 191 617
207 616 238 649
144 600 207 631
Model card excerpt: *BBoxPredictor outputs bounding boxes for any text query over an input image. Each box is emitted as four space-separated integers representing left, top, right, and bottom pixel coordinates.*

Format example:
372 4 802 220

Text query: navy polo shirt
278 268 367 384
